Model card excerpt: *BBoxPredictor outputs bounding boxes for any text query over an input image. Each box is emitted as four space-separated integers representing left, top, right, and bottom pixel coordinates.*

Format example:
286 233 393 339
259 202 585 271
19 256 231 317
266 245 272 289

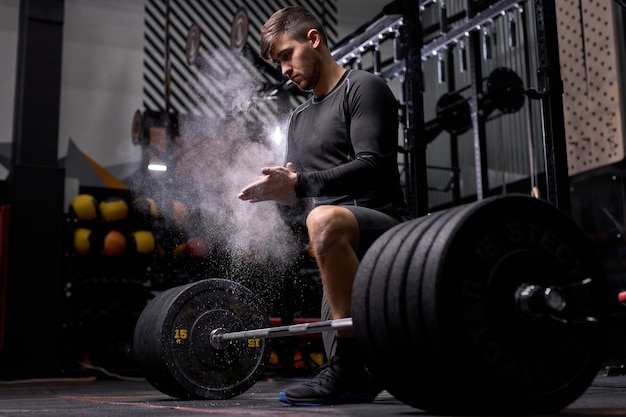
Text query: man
239 6 412 406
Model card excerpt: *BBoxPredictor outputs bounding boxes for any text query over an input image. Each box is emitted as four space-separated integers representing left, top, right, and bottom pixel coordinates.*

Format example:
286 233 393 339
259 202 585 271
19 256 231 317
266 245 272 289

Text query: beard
292 75 314 92
291 52 319 93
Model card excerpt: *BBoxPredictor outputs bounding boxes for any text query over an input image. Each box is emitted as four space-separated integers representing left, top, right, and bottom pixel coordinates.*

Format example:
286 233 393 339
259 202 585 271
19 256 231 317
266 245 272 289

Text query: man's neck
313 62 347 98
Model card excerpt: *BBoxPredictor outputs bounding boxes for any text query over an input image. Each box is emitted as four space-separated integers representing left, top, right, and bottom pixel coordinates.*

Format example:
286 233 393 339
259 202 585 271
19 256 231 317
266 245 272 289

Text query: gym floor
2 371 626 416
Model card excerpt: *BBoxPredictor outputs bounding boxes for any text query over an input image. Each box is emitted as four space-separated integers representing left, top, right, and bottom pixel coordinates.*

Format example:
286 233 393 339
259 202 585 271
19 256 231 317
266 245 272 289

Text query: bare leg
306 205 360 338
279 206 379 405
278 205 384 405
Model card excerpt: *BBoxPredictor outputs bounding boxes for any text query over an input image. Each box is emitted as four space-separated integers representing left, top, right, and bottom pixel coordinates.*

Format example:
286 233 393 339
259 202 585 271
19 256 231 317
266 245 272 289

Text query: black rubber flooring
2 372 626 417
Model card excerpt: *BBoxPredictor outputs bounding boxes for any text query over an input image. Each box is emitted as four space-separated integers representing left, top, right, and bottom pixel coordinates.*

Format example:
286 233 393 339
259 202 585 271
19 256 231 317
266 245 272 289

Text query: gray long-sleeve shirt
285 69 409 221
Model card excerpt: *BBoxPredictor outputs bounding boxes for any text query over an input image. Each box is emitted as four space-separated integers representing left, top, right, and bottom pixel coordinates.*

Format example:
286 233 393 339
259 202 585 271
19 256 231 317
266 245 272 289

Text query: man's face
270 31 319 92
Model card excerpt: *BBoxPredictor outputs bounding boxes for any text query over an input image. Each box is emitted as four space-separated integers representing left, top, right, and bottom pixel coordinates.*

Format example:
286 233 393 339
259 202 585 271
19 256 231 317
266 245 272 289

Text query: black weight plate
353 208 453 403
412 201 479 357
133 278 271 399
383 209 457 403
487 67 525 113
392 204 468 409
436 92 471 135
353 220 421 385
352 220 403 379
403 204 467 348
419 194 609 414
134 284 192 399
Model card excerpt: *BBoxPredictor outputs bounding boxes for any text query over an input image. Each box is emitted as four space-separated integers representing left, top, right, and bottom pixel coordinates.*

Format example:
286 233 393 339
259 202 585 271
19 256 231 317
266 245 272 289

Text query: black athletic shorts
342 204 402 259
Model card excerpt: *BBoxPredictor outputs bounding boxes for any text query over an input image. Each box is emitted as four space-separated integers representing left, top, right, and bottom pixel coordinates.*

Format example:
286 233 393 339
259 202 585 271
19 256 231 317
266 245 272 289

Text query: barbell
133 194 610 415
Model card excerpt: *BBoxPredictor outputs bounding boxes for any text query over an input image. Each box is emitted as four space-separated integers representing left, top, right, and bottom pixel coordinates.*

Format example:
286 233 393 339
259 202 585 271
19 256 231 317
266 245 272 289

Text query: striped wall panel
142 0 338 120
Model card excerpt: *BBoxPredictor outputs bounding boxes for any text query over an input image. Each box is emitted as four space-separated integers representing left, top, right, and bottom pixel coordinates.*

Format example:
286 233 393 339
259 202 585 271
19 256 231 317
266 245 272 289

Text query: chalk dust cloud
130 47 302 291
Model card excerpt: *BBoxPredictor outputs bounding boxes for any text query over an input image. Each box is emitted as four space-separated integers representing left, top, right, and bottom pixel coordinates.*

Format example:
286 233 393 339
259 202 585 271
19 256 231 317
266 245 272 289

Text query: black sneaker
278 355 380 406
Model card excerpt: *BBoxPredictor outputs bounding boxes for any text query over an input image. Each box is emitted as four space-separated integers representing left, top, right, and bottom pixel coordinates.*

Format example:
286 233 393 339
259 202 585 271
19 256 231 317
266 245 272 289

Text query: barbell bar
133 194 611 415
209 278 596 351
209 318 353 349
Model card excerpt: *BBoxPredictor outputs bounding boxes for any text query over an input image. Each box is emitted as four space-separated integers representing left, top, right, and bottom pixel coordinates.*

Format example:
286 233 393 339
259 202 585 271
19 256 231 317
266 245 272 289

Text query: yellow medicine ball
70 194 99 221
128 230 156 254
73 227 93 255
100 197 129 223
172 241 187 257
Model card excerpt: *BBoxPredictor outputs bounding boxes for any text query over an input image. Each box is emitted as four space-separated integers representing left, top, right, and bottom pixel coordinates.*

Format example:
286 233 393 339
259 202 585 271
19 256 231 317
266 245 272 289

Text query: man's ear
306 29 321 48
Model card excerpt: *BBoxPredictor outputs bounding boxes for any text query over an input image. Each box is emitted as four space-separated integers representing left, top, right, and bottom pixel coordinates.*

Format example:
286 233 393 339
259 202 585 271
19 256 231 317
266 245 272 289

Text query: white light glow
148 163 167 171
272 126 283 146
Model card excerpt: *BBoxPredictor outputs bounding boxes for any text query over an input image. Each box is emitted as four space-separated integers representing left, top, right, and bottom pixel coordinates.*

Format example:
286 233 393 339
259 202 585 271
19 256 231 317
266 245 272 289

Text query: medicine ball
156 229 187 258
70 194 99 221
132 196 160 221
172 200 190 226
172 241 187 257
73 227 93 255
128 230 156 255
186 236 208 258
101 230 127 256
100 197 129 223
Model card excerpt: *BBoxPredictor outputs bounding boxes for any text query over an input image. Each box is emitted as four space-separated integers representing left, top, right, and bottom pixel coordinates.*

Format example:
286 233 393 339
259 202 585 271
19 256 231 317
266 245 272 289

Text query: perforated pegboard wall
556 0 625 175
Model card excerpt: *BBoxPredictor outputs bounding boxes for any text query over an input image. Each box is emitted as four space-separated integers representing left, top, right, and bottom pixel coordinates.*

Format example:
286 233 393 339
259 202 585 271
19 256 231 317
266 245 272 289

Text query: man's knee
306 206 359 254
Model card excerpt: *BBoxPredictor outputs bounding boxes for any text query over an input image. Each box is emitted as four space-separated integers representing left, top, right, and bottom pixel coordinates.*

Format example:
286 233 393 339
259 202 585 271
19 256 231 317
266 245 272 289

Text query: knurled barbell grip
210 317 353 349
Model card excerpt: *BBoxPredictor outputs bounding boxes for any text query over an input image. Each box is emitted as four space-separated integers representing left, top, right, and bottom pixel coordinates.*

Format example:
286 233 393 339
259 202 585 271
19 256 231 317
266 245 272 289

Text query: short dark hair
259 6 328 60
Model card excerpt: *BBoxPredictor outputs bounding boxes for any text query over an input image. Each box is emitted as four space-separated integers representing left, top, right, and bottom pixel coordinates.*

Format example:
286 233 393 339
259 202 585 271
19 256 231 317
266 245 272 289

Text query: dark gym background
1 0 626 393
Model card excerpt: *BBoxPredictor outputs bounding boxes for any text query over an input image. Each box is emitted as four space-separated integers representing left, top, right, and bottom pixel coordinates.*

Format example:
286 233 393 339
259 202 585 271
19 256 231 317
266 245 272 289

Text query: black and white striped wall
142 0 338 120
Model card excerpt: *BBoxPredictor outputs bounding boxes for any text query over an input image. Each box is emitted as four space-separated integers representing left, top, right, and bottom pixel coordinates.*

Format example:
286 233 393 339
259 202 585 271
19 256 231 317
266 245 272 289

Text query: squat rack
330 0 570 217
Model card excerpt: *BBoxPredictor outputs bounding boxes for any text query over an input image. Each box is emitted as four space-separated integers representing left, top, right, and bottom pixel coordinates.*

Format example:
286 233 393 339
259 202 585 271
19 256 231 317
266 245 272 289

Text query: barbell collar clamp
210 317 354 349
516 283 566 320
516 278 600 323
